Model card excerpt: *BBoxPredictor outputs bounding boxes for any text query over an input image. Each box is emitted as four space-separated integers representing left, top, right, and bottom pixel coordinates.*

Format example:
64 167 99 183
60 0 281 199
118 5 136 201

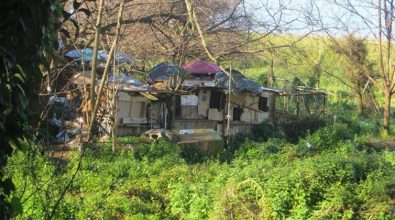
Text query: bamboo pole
226 68 232 137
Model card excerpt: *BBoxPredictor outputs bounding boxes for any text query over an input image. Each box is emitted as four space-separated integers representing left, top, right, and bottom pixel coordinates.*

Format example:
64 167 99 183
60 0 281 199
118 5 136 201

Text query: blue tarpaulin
65 48 133 64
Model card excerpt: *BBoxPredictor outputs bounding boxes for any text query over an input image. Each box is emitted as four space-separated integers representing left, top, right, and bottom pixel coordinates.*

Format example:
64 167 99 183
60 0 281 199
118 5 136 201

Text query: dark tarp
148 62 189 82
214 68 262 94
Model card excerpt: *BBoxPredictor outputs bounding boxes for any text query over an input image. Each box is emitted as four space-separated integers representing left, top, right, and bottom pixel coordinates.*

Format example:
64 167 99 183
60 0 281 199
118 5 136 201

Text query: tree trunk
112 95 118 152
89 0 105 129
88 0 125 139
268 59 274 87
383 88 392 134
357 92 365 116
164 95 176 129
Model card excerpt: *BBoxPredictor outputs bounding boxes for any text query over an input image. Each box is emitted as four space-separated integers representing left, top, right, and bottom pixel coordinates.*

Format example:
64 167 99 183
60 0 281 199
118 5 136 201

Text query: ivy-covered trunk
383 88 392 135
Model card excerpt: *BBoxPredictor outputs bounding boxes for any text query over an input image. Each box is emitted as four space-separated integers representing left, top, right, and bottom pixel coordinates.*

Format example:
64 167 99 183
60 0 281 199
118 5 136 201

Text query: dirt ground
46 141 80 163
367 138 395 151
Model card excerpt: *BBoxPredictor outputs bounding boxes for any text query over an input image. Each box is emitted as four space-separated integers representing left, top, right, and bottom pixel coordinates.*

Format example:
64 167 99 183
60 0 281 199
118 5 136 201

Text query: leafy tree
0 0 60 217
330 35 377 116
333 0 395 134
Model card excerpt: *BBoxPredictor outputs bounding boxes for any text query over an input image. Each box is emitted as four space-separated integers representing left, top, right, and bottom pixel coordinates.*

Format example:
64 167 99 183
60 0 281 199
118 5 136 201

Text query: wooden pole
226 68 232 137
296 94 300 120
272 94 277 124
112 95 118 152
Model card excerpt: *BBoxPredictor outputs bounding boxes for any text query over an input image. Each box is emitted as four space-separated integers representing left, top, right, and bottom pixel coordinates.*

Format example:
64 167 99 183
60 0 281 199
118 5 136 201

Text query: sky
244 0 379 38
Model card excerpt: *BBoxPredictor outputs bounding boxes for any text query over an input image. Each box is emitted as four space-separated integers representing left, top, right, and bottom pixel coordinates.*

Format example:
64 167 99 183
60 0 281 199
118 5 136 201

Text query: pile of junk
141 128 224 155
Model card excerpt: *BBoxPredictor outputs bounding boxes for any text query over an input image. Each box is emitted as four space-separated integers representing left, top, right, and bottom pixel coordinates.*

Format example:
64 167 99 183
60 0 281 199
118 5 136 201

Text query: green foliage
6 120 395 219
0 0 62 217
138 140 181 161
298 123 353 155
251 121 284 141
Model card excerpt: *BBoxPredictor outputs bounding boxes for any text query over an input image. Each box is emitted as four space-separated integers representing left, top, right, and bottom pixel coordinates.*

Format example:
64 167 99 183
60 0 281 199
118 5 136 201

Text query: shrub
298 123 353 155
6 129 395 219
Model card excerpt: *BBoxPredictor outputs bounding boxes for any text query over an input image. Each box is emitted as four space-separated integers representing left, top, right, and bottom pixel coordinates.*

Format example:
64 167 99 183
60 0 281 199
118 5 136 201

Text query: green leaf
52 0 63 16
14 73 25 83
10 196 23 215
12 138 28 152
4 107 12 115
15 83 26 97
1 178 15 195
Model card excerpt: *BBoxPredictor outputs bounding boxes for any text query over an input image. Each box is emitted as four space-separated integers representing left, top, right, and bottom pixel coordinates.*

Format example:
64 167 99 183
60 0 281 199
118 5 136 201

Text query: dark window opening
146 103 151 122
258 97 269 112
209 91 225 110
175 95 181 117
233 106 243 121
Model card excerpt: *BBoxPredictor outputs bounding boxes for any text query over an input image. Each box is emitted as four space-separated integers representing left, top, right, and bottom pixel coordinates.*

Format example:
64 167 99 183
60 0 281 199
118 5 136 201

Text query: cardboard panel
258 112 269 122
118 100 131 118
181 106 198 119
131 101 146 118
241 109 253 122
118 92 131 101
123 117 147 124
208 108 224 121
198 90 210 118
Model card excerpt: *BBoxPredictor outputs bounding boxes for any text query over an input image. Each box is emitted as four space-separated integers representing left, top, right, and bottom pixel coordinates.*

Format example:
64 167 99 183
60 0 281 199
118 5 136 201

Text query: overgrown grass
6 121 395 219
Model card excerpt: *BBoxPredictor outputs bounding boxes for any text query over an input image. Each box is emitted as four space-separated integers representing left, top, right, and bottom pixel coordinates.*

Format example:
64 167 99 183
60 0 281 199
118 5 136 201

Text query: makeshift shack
68 57 327 139
263 86 327 123
71 72 153 135
261 86 328 140
146 62 192 130
157 66 275 136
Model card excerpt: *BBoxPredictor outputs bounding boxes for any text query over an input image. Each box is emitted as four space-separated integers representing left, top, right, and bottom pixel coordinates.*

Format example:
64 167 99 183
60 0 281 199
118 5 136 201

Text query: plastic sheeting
108 75 142 86
65 49 133 64
214 68 262 94
181 95 198 106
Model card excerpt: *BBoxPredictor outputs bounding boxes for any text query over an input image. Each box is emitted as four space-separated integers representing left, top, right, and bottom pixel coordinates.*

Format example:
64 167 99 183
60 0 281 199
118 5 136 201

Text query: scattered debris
141 129 179 143
48 117 63 128
55 130 70 144
49 95 68 106
141 128 224 154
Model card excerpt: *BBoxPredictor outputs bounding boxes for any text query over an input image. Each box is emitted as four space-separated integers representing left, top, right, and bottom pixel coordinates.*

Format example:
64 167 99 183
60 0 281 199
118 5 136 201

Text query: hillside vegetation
6 33 395 219
242 35 389 126
4 0 395 218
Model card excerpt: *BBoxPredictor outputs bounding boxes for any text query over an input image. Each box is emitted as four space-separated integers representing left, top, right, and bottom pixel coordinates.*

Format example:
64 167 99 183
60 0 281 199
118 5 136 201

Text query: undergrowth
5 122 395 219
